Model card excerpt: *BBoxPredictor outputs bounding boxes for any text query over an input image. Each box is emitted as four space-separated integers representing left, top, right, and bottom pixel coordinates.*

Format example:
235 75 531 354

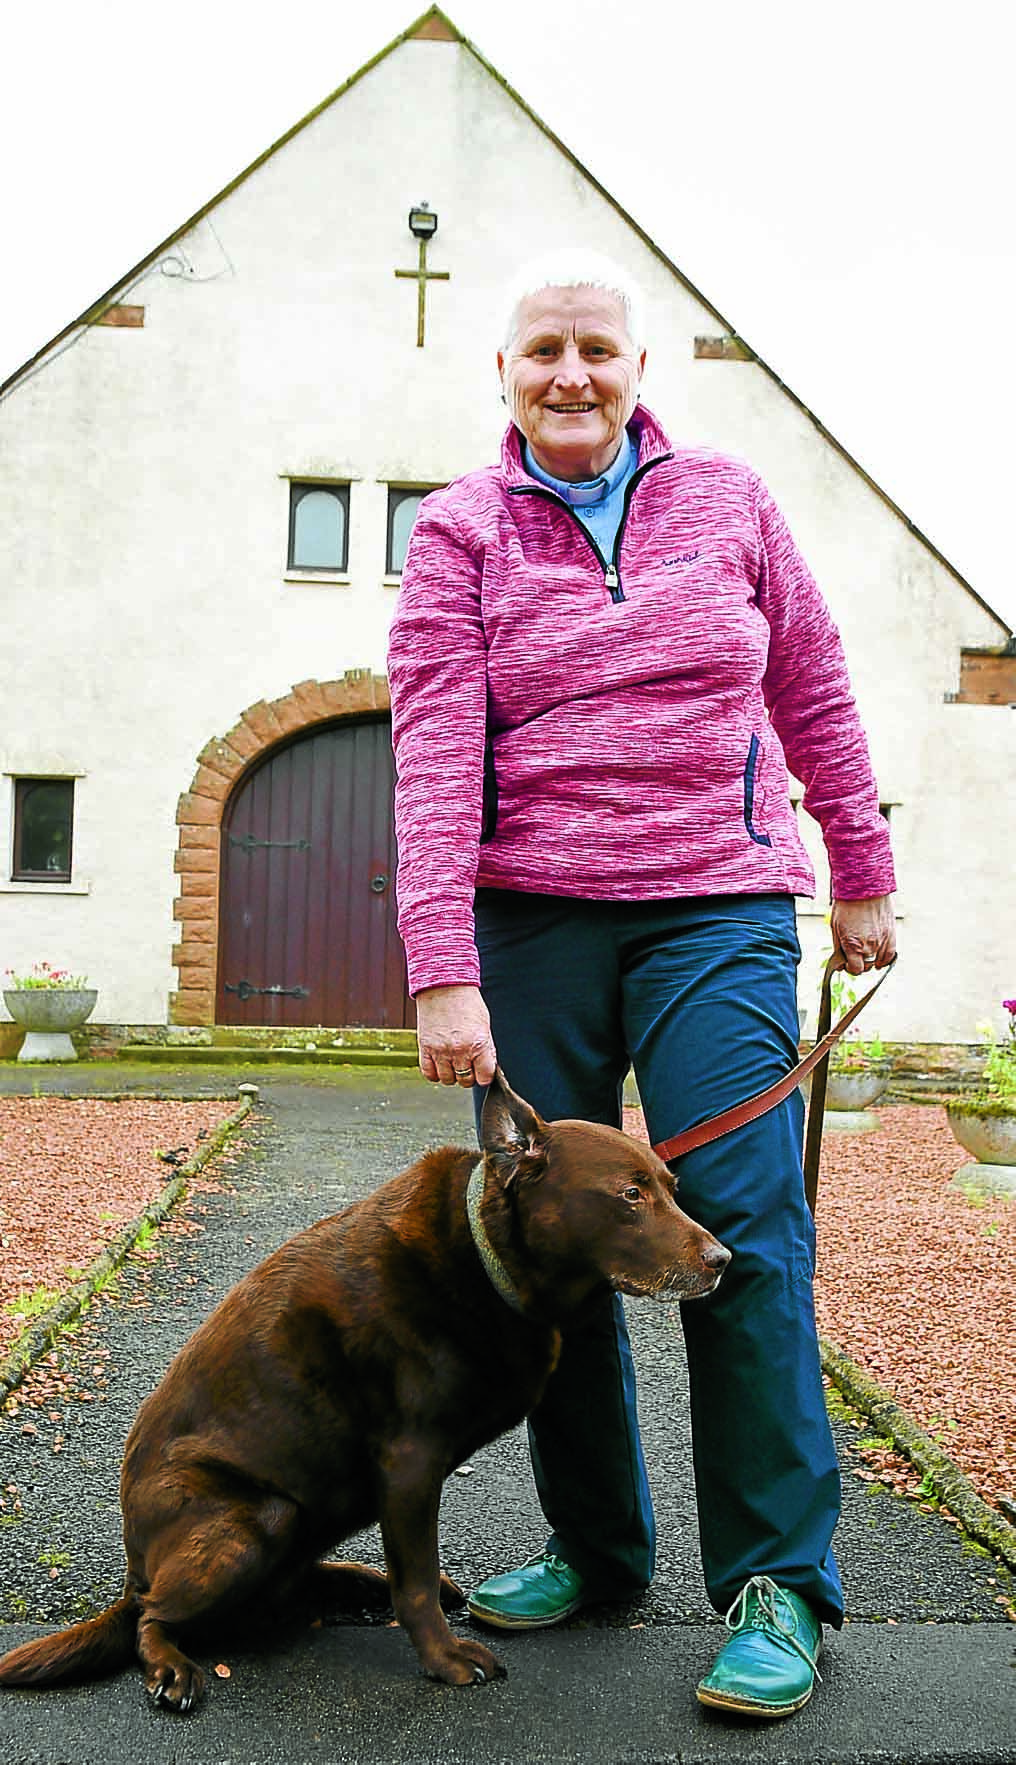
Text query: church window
387 487 441 574
288 483 349 571
12 779 74 882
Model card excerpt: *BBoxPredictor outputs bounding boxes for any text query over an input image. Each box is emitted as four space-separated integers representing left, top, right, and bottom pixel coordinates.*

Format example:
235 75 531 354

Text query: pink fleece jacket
387 405 896 996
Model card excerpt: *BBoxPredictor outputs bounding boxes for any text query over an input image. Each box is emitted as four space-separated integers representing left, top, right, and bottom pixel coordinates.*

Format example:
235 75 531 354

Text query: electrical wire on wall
0 217 236 406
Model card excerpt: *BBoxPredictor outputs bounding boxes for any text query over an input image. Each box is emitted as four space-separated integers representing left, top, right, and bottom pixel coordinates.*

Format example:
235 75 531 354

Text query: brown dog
0 1071 728 1710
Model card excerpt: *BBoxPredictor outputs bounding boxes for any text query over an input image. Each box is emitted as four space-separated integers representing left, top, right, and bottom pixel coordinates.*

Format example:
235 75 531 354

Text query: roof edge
0 7 459 401
449 23 1010 640
1 5 1009 641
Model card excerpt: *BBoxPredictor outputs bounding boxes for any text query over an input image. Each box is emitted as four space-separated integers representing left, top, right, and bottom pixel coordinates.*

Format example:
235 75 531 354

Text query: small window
288 483 349 571
13 779 74 881
387 487 440 574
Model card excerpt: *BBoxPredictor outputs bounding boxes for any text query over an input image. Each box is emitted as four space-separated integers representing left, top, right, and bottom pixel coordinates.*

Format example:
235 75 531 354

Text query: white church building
2 5 1014 1057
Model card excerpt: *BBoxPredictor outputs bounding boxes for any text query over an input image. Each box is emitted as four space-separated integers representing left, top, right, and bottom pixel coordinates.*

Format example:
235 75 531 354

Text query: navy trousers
471 889 844 1627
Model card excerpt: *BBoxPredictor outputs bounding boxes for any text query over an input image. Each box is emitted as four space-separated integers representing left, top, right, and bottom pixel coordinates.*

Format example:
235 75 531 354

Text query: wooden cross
394 239 450 347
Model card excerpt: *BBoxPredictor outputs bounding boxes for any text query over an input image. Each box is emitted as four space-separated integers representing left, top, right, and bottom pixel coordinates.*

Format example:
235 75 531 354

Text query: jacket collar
499 401 673 490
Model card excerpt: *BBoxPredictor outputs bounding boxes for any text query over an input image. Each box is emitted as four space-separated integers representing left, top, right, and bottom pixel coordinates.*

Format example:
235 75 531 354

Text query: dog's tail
0 1593 138 1687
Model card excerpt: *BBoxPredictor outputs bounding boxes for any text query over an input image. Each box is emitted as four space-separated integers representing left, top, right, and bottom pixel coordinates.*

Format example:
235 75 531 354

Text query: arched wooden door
216 716 413 1028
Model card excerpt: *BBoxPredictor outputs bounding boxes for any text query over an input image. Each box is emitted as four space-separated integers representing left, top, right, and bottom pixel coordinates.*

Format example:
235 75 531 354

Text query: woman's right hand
414 985 497 1088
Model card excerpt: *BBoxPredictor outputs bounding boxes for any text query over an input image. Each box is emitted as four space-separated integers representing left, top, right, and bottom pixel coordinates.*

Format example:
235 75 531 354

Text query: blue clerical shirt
522 428 638 560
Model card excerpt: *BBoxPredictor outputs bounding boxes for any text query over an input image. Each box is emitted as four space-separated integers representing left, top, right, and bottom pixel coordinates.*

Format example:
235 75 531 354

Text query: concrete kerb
820 1334 1016 1573
0 1094 253 1401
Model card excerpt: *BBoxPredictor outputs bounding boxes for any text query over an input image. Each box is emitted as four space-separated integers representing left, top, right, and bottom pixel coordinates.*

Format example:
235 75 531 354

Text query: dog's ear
480 1069 547 1186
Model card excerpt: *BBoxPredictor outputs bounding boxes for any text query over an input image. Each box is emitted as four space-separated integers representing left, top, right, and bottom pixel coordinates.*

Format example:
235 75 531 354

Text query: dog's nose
702 1240 731 1272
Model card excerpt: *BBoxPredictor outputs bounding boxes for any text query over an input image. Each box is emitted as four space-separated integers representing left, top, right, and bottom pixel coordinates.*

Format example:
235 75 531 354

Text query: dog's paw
438 1573 467 1611
426 1637 507 1687
146 1658 206 1713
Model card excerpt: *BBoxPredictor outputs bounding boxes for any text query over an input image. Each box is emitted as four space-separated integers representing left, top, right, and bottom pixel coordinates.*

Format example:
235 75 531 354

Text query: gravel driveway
0 1067 1013 1765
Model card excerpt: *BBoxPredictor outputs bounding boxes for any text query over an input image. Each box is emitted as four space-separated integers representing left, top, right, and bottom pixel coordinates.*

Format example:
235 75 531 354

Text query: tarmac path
0 1066 1013 1764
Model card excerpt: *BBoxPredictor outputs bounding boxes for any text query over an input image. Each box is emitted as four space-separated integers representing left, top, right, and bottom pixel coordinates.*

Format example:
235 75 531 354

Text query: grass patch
3 1285 63 1320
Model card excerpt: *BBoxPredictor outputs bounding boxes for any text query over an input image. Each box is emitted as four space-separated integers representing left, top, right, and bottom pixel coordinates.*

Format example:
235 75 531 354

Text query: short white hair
500 250 646 353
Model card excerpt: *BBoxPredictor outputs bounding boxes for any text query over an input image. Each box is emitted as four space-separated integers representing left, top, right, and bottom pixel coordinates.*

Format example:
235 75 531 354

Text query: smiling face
498 285 646 482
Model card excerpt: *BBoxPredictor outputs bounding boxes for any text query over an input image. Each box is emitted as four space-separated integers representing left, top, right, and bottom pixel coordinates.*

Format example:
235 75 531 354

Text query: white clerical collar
523 430 635 506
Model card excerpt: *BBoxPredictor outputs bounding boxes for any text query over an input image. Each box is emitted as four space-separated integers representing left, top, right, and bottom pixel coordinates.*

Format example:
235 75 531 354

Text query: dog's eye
623 1185 642 1203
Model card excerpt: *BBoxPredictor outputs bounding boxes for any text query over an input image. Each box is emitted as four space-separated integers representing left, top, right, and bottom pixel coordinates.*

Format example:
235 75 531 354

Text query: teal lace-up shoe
696 1575 823 1718
467 1552 586 1629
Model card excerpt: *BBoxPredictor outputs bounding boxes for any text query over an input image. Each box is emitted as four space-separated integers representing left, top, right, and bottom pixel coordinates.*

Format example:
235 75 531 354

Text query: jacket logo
661 550 700 567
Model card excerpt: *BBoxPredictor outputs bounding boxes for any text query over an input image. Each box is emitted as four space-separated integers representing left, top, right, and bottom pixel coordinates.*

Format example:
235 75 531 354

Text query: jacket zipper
508 452 673 605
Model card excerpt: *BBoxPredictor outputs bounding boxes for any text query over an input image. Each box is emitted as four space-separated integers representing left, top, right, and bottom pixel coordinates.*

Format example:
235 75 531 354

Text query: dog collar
466 1165 524 1313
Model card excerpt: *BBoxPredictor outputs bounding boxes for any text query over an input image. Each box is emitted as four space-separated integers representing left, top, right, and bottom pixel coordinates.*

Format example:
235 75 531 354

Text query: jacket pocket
743 734 773 848
480 740 499 844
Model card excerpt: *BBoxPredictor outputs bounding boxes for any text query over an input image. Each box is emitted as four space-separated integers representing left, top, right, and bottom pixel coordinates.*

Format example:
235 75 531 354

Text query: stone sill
116 1045 419 1068
282 572 351 587
0 879 91 895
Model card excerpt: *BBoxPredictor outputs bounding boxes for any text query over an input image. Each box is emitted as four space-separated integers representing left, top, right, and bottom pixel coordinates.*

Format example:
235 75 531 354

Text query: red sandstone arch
170 671 390 1026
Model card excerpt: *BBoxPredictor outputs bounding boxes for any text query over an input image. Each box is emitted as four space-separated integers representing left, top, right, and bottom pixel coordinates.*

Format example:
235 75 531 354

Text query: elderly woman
386 250 896 1720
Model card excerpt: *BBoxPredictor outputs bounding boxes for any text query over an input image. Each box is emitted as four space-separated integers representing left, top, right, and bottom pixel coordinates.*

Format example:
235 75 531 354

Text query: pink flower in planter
5 962 89 990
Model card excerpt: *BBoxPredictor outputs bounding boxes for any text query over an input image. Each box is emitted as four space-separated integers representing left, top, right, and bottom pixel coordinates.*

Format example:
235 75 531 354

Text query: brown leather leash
651 954 896 1215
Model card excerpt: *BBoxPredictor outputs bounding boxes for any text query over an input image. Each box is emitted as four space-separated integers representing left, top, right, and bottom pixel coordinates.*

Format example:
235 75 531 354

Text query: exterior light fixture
408 203 438 240
396 204 448 347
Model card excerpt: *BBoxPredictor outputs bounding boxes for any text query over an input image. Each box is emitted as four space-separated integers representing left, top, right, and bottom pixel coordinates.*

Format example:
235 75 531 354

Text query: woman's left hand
830 895 896 976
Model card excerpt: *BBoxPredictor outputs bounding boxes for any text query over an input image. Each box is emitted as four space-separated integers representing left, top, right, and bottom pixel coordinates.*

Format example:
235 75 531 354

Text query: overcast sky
3 0 1013 631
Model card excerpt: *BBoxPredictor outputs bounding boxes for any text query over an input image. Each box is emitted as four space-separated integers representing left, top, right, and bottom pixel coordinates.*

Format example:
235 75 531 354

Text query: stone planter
824 1059 892 1112
2 988 98 1062
946 1101 1016 1166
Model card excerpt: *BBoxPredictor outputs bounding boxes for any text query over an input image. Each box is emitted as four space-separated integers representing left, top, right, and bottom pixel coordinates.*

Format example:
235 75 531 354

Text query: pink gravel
0 1097 238 1359
1 1095 1012 1523
623 1103 1016 1517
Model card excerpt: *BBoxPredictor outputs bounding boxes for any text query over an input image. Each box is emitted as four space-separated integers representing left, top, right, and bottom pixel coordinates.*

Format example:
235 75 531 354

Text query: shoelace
537 1552 572 1579
724 1574 823 1683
